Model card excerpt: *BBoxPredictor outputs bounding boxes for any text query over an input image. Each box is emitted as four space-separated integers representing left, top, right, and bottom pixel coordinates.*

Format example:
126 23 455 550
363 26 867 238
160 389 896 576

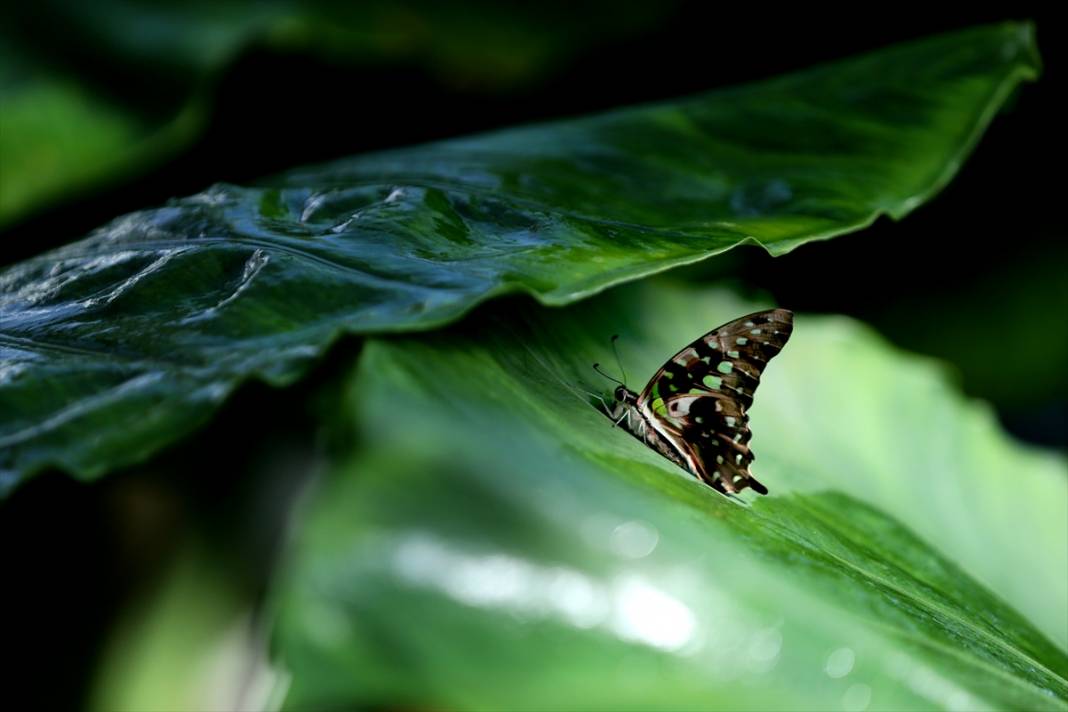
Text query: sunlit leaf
0 23 1040 488
271 280 1068 710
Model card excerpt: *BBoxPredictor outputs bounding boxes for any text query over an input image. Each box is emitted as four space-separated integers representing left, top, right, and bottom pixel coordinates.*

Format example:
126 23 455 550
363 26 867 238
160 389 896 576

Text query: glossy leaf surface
0 24 1040 487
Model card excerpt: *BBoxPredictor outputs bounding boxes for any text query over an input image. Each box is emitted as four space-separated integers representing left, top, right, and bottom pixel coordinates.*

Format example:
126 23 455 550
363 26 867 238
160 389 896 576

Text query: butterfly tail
746 475 768 495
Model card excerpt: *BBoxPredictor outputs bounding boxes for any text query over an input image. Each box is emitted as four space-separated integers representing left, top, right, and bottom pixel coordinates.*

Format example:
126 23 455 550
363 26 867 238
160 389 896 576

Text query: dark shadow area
0 334 364 707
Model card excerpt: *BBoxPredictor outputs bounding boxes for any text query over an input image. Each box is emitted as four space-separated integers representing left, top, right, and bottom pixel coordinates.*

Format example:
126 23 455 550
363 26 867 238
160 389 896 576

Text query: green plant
1 19 1064 711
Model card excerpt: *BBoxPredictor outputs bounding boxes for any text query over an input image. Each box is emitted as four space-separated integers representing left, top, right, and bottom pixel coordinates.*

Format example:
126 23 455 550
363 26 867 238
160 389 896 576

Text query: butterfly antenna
504 333 606 412
592 362 624 386
610 334 628 386
503 322 611 414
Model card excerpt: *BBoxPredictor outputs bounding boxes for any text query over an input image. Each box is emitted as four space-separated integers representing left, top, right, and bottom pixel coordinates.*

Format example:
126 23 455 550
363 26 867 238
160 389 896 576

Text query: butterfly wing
636 308 793 494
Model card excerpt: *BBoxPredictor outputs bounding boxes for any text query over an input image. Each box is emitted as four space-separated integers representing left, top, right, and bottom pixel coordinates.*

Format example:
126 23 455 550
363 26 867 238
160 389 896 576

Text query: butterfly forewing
637 309 793 494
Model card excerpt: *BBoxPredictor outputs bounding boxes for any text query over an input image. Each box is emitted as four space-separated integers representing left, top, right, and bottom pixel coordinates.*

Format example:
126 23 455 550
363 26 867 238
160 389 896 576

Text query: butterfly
596 309 793 495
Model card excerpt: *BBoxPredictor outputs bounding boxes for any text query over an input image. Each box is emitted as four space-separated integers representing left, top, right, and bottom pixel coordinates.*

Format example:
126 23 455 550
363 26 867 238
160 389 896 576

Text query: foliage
0 23 1039 488
271 281 1067 709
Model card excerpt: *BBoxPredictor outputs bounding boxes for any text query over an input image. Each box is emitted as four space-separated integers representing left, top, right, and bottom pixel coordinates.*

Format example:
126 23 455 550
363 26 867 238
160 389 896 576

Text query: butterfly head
613 385 637 404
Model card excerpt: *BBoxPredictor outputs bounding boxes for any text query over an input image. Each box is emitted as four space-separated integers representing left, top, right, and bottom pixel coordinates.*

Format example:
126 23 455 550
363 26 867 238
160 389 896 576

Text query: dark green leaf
0 24 1040 488
271 280 1068 710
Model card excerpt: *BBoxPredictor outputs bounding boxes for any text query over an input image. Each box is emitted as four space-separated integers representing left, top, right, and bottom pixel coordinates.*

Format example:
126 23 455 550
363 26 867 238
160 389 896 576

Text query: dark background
2 2 1064 707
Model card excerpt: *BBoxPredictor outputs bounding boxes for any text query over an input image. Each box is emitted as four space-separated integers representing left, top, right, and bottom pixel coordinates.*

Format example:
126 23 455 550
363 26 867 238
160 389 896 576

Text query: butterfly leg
639 419 650 445
630 411 649 444
596 396 610 415
591 393 611 415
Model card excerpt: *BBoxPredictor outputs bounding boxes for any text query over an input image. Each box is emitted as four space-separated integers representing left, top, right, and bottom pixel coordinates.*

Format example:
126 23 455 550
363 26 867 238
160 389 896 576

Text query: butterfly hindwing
638 309 793 494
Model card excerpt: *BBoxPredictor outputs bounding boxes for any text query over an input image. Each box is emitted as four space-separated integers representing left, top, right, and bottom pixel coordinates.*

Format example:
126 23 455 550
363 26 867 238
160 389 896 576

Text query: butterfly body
606 386 700 479
602 309 793 495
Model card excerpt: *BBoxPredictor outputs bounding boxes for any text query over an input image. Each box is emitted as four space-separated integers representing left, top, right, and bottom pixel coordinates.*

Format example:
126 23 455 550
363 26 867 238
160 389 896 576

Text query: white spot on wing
676 347 700 363
670 396 698 416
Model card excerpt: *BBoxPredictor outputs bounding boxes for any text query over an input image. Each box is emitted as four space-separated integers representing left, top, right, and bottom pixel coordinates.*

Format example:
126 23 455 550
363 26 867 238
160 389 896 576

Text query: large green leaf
0 23 1040 488
271 280 1068 710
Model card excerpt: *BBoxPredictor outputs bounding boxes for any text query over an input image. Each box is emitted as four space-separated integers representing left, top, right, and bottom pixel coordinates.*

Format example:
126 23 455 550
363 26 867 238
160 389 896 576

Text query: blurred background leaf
88 545 265 712
741 224 1068 441
0 22 1038 489
0 36 199 227
270 278 1067 709
0 0 669 232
